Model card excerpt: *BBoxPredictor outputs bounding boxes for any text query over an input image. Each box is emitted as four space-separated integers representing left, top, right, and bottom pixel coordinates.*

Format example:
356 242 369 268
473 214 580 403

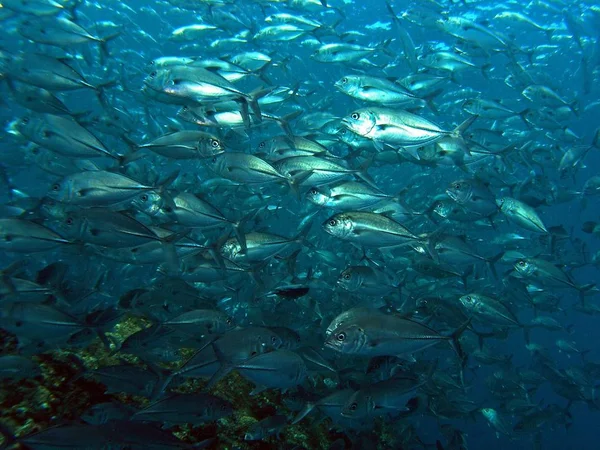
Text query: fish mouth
445 189 457 201
323 339 336 350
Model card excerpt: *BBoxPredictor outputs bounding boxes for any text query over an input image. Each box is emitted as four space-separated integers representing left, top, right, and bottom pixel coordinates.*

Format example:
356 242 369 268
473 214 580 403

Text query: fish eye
336 332 346 341
271 335 278 344
328 219 337 227
465 295 472 302
349 402 357 411
66 217 74 226
51 183 60 191
518 260 526 266
343 273 351 280
226 318 232 325
309 188 318 195
259 141 266 148
21 117 30 125
453 183 461 190
140 194 149 202
210 138 220 148
149 60 155 66
149 71 156 78
342 77 348 83
351 112 360 120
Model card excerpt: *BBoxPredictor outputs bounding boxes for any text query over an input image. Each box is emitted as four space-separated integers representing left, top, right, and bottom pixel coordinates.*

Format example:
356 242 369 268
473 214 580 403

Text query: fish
322 211 422 248
496 197 548 233
324 308 468 359
131 393 233 424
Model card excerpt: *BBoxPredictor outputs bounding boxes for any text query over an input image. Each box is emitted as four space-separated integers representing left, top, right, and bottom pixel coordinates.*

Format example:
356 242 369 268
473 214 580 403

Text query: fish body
322 211 419 247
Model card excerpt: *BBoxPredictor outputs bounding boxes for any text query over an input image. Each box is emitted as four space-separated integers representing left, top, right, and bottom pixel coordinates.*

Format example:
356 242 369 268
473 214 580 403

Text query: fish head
324 323 364 354
47 177 72 203
431 200 453 218
53 211 83 240
336 267 362 292
514 259 535 277
14 114 38 139
337 127 365 148
522 85 542 102
197 135 225 157
306 186 330 206
340 391 368 419
220 238 242 260
322 213 353 239
206 153 227 174
480 407 496 421
257 329 283 353
143 68 187 98
446 179 471 204
459 294 480 311
341 109 376 138
495 197 507 210
130 190 165 217
334 75 359 95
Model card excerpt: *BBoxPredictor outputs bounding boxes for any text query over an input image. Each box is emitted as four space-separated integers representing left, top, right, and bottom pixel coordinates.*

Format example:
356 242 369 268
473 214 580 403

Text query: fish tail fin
287 170 313 199
233 209 260 253
569 99 580 117
273 110 302 138
378 38 395 57
452 115 478 138
245 87 272 125
486 252 504 279
93 79 117 108
98 31 121 60
581 349 591 362
283 249 301 277
65 0 83 21
449 319 471 365
523 326 531 345
422 88 443 115
157 169 180 191
204 363 234 391
332 6 346 19
577 283 597 306
150 371 176 401
292 402 316 424
293 211 317 244
592 127 600 149
354 156 378 189
481 63 492 79
159 229 190 275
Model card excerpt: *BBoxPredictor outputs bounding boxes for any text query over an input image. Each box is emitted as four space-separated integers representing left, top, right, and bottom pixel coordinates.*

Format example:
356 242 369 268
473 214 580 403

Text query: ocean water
1 0 600 449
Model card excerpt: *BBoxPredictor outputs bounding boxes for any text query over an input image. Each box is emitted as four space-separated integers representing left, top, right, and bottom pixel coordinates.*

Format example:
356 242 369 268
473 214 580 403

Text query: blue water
1 0 600 449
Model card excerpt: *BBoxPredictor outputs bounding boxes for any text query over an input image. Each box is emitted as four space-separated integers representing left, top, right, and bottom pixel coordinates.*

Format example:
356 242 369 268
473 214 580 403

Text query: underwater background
1 0 600 449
